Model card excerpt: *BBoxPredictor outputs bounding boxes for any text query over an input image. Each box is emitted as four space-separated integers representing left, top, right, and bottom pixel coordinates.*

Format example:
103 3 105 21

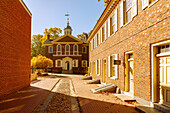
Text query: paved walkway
0 74 140 113
0 77 60 113
72 76 139 113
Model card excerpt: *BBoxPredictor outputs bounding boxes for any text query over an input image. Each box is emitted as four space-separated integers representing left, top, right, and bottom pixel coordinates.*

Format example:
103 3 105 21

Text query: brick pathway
0 77 60 113
72 76 139 113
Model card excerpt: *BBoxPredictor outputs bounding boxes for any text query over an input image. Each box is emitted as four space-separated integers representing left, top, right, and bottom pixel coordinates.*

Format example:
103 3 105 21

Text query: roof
44 39 53 44
87 0 119 41
64 25 72 30
19 0 32 17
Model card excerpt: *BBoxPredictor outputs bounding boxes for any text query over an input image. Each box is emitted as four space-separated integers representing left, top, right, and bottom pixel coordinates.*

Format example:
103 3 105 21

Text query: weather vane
65 13 70 25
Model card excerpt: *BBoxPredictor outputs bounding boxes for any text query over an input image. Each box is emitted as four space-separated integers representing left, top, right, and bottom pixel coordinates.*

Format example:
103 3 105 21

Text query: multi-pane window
97 34 99 46
82 60 87 67
49 46 53 53
73 60 78 67
97 59 100 75
55 60 61 67
73 45 78 55
158 44 170 54
102 26 105 42
110 14 116 35
109 54 118 79
57 45 62 55
82 47 86 53
65 45 70 55
126 0 132 24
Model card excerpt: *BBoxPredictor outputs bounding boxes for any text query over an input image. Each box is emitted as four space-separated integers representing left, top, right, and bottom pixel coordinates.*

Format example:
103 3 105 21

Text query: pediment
52 34 82 43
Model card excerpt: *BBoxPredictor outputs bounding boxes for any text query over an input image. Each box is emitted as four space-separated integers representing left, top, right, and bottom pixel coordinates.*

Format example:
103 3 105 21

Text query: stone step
84 78 100 84
135 105 162 113
80 76 92 80
114 94 136 102
91 83 117 93
154 103 170 113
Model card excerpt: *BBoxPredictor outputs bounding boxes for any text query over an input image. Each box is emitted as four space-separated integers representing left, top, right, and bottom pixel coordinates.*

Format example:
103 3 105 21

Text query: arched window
73 45 78 55
56 45 62 55
65 44 70 55
82 47 86 53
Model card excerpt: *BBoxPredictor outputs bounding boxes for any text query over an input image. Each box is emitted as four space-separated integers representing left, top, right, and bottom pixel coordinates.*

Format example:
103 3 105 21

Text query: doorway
125 51 134 97
66 61 70 70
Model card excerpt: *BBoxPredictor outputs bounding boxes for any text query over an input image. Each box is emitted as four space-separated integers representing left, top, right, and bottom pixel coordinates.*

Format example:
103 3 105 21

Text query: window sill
97 74 100 76
123 19 132 27
148 0 159 8
110 77 118 80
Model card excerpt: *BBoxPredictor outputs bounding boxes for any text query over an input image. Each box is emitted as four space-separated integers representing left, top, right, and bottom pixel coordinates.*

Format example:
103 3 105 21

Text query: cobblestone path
45 78 72 113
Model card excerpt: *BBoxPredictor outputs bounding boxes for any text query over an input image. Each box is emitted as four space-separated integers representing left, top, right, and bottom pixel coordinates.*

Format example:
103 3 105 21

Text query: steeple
64 13 72 35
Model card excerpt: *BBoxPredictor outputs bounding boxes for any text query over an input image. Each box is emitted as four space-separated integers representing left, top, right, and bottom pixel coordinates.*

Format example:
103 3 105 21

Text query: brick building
88 0 170 107
0 0 32 97
44 18 89 74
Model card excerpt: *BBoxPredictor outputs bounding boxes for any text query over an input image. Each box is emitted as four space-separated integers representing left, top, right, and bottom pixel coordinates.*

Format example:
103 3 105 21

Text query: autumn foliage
31 55 53 69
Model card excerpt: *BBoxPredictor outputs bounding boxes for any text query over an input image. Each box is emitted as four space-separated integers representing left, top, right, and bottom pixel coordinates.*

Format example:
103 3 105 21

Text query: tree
31 55 53 69
43 27 62 40
31 34 45 58
77 32 88 41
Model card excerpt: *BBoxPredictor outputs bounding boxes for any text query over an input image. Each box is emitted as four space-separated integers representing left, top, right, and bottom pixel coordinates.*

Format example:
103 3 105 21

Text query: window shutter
99 31 101 45
99 59 100 75
96 60 97 74
132 0 137 18
142 0 148 10
105 23 107 40
115 54 118 79
60 60 62 67
108 18 110 37
100 28 102 43
76 60 78 67
108 56 110 77
55 60 58 67
115 9 118 32
120 1 124 27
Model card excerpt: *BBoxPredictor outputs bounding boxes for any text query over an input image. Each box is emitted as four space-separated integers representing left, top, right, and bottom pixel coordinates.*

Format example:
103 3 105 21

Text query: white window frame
55 59 62 67
65 44 70 55
109 54 118 80
96 59 100 76
110 9 118 36
56 44 62 55
82 60 87 67
82 46 87 54
48 46 53 53
73 59 78 67
73 44 79 55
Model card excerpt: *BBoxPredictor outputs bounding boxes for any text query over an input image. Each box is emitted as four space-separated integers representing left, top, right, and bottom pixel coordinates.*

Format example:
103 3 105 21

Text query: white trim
142 0 149 10
65 44 70 55
108 17 110 37
108 56 110 77
148 0 159 8
55 59 62 67
96 60 97 75
48 46 53 53
98 59 101 76
73 44 79 55
120 1 124 27
110 54 118 80
19 0 32 16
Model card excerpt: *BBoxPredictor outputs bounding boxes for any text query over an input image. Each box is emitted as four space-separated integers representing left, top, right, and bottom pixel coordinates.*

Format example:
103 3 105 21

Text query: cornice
87 0 119 41
19 0 32 17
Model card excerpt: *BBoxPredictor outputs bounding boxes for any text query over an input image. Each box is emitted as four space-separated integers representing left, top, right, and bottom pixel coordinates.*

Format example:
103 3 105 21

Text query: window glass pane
66 45 69 51
83 47 86 52
49 47 53 53
75 45 78 51
158 46 161 53
126 9 132 23
57 61 60 66
166 45 170 52
58 45 61 51
161 46 165 53
126 0 132 10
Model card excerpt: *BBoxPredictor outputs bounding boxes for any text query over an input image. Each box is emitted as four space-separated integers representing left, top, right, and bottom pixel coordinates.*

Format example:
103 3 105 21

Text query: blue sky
23 0 105 37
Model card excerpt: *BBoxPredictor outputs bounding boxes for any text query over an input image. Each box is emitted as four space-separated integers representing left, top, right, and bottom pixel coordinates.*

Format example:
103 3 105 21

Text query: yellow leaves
31 55 53 68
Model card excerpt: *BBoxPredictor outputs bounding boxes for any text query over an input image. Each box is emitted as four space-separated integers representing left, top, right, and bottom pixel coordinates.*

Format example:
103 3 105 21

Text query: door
103 59 106 83
158 56 170 106
93 62 95 79
128 54 134 94
67 62 69 70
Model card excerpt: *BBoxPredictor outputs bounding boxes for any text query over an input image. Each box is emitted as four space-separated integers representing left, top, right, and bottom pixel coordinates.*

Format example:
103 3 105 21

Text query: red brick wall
0 0 31 97
89 0 169 101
